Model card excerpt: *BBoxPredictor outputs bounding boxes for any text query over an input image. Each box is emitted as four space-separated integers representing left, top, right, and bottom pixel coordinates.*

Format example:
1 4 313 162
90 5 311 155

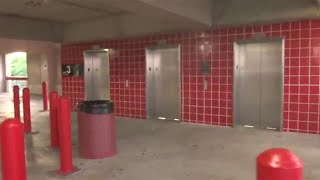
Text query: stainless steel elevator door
84 50 110 101
146 46 180 121
260 41 282 130
238 43 261 127
234 40 283 130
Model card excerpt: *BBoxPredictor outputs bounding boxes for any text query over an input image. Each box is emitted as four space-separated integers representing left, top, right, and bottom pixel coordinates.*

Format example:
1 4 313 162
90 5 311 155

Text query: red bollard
49 91 59 148
22 88 38 134
0 119 27 180
42 81 48 111
56 96 78 175
23 88 31 133
13 85 20 120
257 148 303 180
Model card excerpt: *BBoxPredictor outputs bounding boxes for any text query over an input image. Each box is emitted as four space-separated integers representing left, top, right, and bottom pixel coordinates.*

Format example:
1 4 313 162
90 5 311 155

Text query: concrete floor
0 93 320 179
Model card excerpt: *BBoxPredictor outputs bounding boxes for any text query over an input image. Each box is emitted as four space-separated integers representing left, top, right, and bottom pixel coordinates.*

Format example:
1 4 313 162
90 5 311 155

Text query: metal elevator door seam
151 52 156 118
91 56 94 99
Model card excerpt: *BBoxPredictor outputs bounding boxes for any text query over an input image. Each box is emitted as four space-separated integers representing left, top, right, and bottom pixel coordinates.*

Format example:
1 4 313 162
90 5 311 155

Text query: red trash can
257 148 303 180
77 100 117 159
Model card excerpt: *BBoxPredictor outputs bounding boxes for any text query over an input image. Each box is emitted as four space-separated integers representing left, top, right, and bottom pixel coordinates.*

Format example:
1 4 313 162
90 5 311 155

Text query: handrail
5 77 28 80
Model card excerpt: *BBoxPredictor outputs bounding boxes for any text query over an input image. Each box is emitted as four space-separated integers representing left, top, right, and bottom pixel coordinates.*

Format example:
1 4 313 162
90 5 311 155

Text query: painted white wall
27 53 49 95
0 39 61 94
63 13 207 42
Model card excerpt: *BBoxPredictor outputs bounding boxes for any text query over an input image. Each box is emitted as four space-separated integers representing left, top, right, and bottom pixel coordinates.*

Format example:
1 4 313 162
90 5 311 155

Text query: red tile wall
62 19 320 134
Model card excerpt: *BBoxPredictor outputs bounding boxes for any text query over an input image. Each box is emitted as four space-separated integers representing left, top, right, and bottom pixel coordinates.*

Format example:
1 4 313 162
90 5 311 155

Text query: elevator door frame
145 44 181 121
233 38 284 131
84 49 110 101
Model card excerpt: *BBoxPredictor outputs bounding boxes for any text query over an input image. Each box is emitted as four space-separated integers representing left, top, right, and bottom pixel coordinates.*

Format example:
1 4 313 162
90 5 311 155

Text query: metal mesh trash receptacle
77 100 117 159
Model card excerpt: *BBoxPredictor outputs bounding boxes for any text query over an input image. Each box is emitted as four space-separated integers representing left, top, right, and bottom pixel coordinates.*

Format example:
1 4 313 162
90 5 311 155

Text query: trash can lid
78 100 114 114
257 148 303 169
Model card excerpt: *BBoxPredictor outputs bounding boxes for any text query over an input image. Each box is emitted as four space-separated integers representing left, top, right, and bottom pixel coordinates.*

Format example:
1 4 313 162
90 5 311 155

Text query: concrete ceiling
212 0 320 26
0 0 212 24
0 0 320 42
0 0 131 22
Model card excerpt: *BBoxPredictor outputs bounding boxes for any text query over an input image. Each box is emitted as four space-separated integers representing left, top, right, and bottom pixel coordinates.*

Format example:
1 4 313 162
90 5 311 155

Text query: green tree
7 53 27 77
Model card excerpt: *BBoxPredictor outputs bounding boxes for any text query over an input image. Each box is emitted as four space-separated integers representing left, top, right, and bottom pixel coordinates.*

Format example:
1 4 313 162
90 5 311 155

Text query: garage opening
5 52 28 93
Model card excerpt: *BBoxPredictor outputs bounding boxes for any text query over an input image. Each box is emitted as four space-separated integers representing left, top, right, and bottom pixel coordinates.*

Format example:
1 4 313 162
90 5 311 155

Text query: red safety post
56 96 78 175
0 119 27 180
22 88 38 134
13 85 20 120
42 81 48 111
23 88 31 132
257 148 303 180
49 91 59 148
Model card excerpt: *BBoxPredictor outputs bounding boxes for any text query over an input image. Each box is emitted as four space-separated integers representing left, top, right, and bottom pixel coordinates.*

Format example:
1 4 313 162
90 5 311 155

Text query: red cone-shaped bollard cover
257 148 303 180
0 119 27 180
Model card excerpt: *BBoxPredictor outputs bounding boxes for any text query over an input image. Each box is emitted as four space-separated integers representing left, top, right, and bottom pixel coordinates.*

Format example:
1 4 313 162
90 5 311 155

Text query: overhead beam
0 15 63 42
63 12 208 43
134 0 212 26
63 0 211 42
212 0 320 26
68 0 212 26
55 0 131 16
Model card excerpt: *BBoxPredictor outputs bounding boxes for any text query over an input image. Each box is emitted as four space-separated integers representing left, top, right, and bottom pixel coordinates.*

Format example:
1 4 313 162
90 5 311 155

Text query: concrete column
55 47 62 94
0 54 6 92
27 53 45 95
47 46 61 93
